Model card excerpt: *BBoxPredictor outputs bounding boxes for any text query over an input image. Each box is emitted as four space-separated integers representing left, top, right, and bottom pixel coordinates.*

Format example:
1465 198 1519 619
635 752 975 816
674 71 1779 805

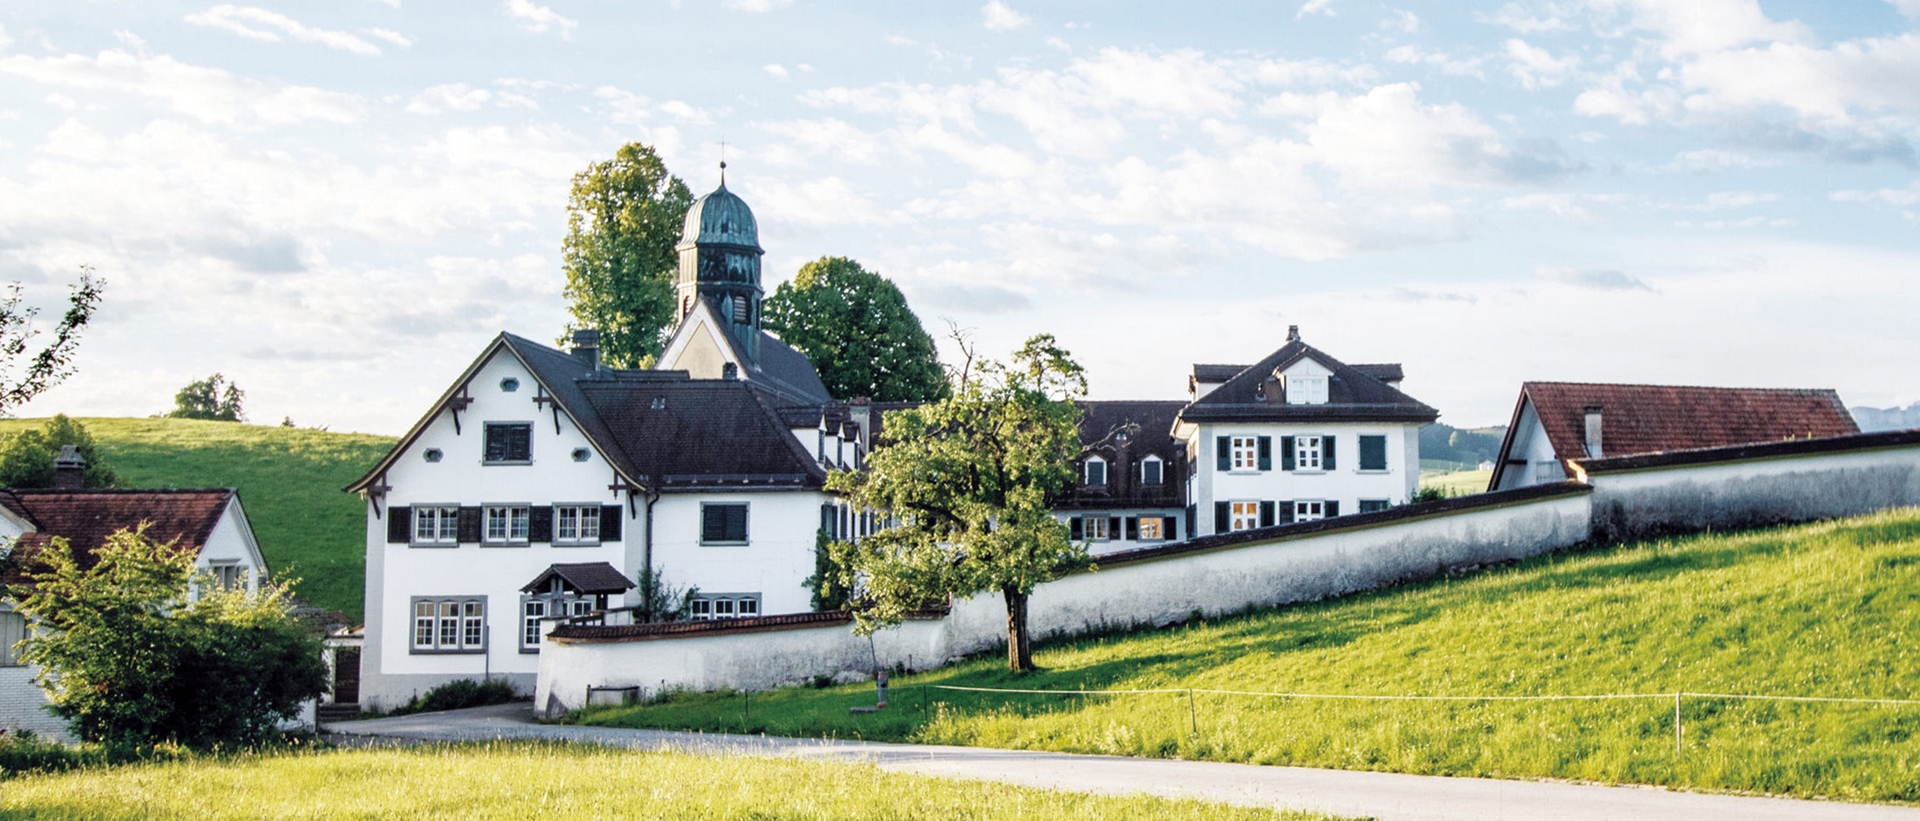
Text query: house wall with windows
1493 403 1562 490
651 490 833 618
360 349 637 709
1187 422 1420 537
0 603 67 739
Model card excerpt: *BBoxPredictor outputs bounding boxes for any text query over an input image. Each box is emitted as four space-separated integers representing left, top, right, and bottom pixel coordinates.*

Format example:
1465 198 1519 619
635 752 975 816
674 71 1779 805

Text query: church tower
673 165 764 363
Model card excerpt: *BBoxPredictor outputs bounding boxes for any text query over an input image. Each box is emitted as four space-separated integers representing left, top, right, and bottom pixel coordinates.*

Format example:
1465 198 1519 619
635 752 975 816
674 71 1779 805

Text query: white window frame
689 593 762 621
553 504 602 546
1137 516 1165 541
483 504 531 546
1140 456 1164 486
1084 456 1107 486
0 610 25 667
412 504 460 547
1084 516 1111 541
1230 500 1260 532
1294 500 1327 522
1296 435 1324 471
1230 436 1259 471
1358 499 1392 514
1286 375 1328 405
411 596 486 654
210 562 244 591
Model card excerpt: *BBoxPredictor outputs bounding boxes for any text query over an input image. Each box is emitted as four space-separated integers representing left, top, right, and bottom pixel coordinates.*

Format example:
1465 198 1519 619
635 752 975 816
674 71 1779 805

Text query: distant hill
0 417 393 622
1419 422 1506 470
1851 403 1920 433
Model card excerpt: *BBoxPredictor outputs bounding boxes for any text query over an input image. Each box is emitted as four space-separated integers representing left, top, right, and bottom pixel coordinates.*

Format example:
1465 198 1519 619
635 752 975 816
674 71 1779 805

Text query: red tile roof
1521 382 1858 464
0 489 235 586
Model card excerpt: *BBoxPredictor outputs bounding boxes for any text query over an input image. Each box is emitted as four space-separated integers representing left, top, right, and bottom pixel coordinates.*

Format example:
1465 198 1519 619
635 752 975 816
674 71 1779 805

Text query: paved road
328 703 1920 821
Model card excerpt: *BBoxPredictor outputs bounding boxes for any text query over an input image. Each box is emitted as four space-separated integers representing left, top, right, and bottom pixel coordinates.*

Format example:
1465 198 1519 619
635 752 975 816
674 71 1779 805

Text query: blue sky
1 0 1918 434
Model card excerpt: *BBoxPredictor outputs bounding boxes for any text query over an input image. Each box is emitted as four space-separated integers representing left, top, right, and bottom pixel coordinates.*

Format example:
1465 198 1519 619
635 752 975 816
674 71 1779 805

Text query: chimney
1286 325 1300 342
571 329 600 369
721 362 739 380
1583 405 1604 459
53 445 85 489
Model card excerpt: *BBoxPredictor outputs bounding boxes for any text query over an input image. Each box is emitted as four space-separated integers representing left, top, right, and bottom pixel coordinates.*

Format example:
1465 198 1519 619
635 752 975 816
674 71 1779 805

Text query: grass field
0 417 393 620
576 509 1920 803
1418 468 1491 497
0 742 1338 820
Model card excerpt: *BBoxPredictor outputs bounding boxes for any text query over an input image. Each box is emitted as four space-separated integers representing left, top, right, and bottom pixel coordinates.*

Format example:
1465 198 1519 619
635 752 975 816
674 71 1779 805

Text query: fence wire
926 685 1920 706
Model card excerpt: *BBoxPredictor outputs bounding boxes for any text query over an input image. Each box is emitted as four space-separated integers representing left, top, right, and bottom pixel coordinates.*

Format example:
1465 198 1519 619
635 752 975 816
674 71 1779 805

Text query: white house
0 466 269 738
1173 327 1437 537
1487 382 1859 491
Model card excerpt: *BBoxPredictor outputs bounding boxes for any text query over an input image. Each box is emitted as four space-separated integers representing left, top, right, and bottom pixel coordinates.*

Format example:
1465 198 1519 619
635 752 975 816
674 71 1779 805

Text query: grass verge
0 742 1339 820
575 509 1920 803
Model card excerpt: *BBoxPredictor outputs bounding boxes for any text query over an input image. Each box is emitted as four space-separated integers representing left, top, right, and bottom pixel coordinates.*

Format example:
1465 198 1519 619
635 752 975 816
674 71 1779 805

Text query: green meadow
0 417 393 620
0 742 1337 821
577 509 1920 803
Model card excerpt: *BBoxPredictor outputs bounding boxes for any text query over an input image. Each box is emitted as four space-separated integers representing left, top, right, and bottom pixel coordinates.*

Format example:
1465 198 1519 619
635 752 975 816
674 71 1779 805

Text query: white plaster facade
1185 423 1421 536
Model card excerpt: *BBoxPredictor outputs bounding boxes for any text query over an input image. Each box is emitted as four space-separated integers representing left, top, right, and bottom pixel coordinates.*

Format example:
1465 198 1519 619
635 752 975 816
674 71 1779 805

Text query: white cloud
503 0 576 38
1892 0 1920 19
723 0 792 10
1587 0 1812 58
1701 190 1779 209
406 83 491 114
1832 184 1920 206
184 5 383 56
364 28 413 48
0 49 363 126
1 24 15 51
1480 3 1575 33
1503 38 1578 89
1297 0 1336 19
1534 265 1655 291
763 63 789 79
981 1 1030 31
1384 10 1419 33
1668 149 1777 170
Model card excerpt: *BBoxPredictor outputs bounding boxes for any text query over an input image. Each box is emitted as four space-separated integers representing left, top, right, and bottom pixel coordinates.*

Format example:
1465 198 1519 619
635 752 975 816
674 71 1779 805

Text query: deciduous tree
0 414 118 488
763 257 948 402
168 373 245 421
825 334 1088 672
559 143 694 367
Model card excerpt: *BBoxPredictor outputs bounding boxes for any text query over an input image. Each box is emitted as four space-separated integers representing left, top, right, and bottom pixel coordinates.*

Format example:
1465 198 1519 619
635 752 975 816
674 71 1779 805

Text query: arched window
1140 455 1164 486
1083 456 1107 486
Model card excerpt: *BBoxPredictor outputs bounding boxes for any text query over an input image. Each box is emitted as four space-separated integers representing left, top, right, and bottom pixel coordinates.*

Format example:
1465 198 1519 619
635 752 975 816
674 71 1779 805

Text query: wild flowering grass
0 742 1337 820
578 509 1920 803
0 417 394 619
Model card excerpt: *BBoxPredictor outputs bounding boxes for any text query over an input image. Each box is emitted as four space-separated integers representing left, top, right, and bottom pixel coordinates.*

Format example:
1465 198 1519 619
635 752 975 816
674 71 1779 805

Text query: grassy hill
0 417 393 620
580 509 1920 803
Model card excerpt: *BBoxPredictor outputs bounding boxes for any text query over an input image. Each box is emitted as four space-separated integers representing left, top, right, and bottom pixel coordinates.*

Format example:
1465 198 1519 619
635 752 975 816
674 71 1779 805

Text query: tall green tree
167 373 244 421
825 335 1088 672
14 526 327 751
763 257 948 402
560 142 694 368
0 414 118 488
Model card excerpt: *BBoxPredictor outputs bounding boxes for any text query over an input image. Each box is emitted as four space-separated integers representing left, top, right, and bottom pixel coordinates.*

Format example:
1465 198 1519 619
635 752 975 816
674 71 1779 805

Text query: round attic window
571 447 590 462
499 377 520 392
423 448 443 463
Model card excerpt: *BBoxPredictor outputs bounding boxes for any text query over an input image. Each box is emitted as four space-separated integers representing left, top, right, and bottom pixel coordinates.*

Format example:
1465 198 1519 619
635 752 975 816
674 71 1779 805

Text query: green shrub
0 730 93 777
388 679 520 716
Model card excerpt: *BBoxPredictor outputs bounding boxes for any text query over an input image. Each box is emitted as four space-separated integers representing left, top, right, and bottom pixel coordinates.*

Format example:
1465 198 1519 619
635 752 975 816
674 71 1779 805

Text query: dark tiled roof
1180 339 1437 424
1520 382 1858 464
0 489 235 585
1350 363 1404 383
1191 364 1248 383
754 332 833 406
521 562 635 595
579 377 827 490
1061 400 1188 511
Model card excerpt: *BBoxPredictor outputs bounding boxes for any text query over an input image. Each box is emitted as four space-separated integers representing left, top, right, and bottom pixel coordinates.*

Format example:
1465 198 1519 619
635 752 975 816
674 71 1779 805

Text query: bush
388 679 520 717
0 730 95 777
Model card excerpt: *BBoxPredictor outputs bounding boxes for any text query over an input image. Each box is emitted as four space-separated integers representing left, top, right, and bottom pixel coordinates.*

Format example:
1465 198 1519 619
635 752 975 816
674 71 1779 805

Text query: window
1231 437 1259 470
1534 462 1560 482
0 611 24 666
701 502 749 544
412 505 459 546
1295 436 1323 470
1359 499 1392 513
1231 501 1261 532
1083 457 1107 486
484 422 532 463
1137 517 1164 540
521 595 594 651
1294 500 1326 522
1359 435 1388 471
483 505 530 545
522 599 548 649
1141 456 1163 486
554 504 602 546
411 596 485 653
1084 516 1110 540
689 593 762 620
1286 375 1328 404
211 563 244 590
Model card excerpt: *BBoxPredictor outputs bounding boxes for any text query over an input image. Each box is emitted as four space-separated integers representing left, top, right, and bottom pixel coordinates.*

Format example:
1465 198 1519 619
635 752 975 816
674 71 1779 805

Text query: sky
2 0 1919 435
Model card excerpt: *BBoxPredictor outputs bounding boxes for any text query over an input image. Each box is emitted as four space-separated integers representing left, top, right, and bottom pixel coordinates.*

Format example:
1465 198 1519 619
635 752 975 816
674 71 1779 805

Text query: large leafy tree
763 257 948 402
0 268 102 415
14 526 327 750
0 414 118 488
559 142 694 368
825 335 1088 672
167 373 245 421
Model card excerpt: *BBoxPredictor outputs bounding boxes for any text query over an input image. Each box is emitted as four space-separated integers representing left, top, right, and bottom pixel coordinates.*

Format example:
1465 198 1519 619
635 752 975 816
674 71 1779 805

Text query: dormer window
1140 455 1164 486
1083 456 1107 486
1286 375 1328 405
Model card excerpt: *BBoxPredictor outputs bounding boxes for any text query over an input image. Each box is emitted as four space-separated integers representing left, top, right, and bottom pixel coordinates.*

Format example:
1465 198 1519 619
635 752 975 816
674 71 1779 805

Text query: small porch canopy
520 562 636 597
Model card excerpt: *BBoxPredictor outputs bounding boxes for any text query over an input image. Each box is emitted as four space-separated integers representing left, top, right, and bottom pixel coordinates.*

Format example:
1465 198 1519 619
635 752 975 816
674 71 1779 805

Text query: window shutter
1213 502 1229 534
1258 436 1272 471
821 503 836 538
1070 517 1083 540
728 504 750 542
1281 437 1296 471
1259 501 1275 528
1326 500 1340 518
528 506 551 543
457 506 482 543
387 507 411 544
1323 436 1336 471
1278 501 1295 524
1109 517 1122 538
1185 505 1196 539
1216 436 1230 471
702 505 726 542
1163 516 1179 540
600 505 622 541
1126 517 1139 540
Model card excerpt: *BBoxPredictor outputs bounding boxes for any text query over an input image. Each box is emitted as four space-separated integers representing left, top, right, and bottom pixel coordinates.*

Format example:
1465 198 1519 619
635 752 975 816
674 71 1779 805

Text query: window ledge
408 542 460 549
519 648 541 655
1291 469 1326 475
552 541 603 548
408 648 487 655
1355 469 1391 474
480 541 531 548
700 541 750 547
483 460 533 466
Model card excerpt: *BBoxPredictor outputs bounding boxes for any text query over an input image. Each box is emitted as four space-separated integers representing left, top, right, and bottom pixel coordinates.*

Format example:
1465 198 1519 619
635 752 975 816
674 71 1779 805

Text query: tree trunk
1003 586 1034 672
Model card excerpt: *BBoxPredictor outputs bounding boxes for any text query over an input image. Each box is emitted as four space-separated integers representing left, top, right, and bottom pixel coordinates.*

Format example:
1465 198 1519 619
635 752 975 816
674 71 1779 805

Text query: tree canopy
763 257 948 402
168 373 245 422
0 269 102 415
824 334 1088 672
0 414 117 488
559 142 694 368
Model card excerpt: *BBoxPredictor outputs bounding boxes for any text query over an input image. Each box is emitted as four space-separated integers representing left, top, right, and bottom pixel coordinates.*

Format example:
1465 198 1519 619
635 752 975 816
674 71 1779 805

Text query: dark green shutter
1323 436 1336 470
1360 435 1387 471
529 506 553 543
821 503 836 538
702 504 726 542
1281 437 1296 471
1258 436 1272 471
1163 516 1179 540
1216 436 1231 471
1278 501 1295 524
600 506 622 540
387 507 411 543
1214 502 1229 533
457 506 482 543
1125 517 1139 540
1070 517 1083 540
1259 501 1275 528
728 504 749 542
1326 500 1340 518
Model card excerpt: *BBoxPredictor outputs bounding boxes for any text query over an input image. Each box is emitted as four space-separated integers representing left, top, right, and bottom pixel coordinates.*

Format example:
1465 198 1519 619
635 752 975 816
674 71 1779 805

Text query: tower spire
719 140 727 185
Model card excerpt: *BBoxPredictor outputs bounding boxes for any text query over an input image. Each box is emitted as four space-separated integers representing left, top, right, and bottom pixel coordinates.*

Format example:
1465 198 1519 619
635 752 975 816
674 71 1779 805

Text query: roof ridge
1524 381 1842 394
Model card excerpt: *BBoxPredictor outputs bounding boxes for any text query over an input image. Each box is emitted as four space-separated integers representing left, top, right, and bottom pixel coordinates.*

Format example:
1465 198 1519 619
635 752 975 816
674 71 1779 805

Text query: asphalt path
327 703 1920 821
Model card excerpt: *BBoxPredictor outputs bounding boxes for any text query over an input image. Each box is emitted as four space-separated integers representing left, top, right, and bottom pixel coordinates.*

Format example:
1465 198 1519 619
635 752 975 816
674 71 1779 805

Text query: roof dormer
1279 358 1332 405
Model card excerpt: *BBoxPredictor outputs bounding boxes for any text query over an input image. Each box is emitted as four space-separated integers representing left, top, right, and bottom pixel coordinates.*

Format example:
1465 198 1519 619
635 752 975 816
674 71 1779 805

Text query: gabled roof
1350 363 1404 383
578 376 828 490
1178 338 1437 424
662 300 832 407
0 489 239 586
1191 364 1248 383
521 561 635 595
1061 400 1189 511
1505 382 1858 470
